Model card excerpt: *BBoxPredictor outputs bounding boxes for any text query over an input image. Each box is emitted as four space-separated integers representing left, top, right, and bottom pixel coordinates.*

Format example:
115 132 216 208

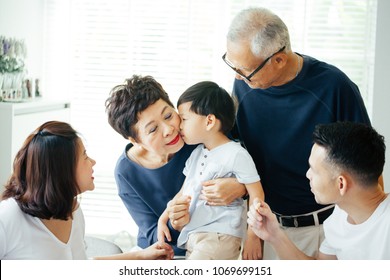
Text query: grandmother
105 75 246 256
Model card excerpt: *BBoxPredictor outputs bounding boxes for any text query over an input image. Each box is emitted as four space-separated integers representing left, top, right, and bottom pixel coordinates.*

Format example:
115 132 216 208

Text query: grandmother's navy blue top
114 143 195 256
232 54 370 215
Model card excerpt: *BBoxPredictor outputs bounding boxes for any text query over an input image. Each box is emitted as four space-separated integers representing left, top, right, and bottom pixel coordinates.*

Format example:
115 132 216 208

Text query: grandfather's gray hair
227 7 291 58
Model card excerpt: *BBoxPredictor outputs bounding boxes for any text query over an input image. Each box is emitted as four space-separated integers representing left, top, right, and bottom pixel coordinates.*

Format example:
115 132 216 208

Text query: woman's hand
93 242 174 260
167 195 191 231
200 177 246 206
140 242 174 260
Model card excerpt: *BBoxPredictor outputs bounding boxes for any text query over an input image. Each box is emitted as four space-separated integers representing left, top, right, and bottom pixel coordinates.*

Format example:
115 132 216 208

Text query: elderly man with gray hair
222 7 371 259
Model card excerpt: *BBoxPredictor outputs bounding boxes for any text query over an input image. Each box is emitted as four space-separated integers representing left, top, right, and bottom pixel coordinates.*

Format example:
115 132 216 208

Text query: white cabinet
0 99 71 191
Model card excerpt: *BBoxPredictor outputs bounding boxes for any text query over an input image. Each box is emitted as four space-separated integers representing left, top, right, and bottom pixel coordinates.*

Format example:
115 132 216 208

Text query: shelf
0 99 71 191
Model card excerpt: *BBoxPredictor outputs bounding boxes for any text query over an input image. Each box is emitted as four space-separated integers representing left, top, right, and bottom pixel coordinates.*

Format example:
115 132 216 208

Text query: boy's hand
157 220 171 243
167 195 191 231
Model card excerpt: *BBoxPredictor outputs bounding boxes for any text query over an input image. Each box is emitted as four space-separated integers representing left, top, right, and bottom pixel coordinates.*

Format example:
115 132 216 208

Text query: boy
158 81 265 260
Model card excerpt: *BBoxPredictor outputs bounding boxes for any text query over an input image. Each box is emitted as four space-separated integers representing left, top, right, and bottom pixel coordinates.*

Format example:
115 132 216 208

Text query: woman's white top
0 198 87 260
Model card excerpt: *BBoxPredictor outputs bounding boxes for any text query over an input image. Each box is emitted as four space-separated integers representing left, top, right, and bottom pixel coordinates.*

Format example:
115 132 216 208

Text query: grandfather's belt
273 205 335 228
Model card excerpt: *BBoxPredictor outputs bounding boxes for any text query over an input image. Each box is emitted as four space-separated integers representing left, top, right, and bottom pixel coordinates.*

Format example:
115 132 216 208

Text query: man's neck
342 186 388 225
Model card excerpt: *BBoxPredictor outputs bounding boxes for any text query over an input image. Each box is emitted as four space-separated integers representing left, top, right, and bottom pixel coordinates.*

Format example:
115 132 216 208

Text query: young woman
0 121 173 260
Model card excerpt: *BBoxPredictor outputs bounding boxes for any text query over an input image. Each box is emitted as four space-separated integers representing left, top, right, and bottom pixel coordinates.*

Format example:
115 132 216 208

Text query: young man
247 122 389 259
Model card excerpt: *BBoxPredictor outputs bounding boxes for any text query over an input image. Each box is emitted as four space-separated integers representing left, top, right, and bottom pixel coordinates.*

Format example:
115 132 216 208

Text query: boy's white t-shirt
0 198 87 260
320 195 390 259
177 141 260 248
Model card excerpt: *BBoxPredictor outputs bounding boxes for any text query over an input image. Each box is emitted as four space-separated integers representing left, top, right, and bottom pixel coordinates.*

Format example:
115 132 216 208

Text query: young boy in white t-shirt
157 81 265 260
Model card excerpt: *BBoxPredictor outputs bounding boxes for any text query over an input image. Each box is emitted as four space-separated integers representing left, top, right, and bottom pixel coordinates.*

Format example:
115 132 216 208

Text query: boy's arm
246 181 265 204
242 181 265 260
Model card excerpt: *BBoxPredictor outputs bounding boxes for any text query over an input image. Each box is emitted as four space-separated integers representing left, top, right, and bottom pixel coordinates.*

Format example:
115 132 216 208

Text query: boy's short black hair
177 81 236 135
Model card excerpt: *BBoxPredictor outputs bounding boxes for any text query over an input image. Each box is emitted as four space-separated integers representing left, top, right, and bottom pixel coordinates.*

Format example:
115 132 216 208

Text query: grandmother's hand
167 195 191 231
200 177 246 206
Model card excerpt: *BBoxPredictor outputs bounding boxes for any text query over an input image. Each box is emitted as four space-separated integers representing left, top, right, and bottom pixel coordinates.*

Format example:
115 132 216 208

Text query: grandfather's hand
167 195 191 231
200 177 246 206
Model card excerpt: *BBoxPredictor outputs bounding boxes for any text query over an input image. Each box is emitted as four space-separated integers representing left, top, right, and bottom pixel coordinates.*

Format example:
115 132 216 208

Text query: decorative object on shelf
0 36 27 102
35 78 41 97
26 78 32 98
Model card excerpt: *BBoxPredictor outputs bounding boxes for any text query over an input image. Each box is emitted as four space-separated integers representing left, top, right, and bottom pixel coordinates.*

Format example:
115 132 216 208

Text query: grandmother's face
133 98 184 156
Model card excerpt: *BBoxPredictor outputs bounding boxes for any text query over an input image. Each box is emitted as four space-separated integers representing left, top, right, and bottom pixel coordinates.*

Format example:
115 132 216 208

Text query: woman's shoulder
115 143 137 171
116 144 195 177
0 198 20 215
0 198 30 227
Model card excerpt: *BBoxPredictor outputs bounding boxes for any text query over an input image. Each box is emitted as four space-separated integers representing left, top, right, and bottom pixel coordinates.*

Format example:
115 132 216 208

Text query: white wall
0 0 44 81
372 0 390 193
1 0 389 192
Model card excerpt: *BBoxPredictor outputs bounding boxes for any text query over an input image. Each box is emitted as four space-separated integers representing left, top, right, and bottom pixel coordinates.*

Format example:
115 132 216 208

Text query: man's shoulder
302 54 347 78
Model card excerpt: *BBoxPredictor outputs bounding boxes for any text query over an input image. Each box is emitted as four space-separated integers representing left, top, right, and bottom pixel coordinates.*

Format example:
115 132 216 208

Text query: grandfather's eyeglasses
222 46 286 82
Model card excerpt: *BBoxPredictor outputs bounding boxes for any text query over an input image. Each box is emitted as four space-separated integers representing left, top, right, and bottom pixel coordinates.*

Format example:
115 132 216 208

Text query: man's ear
379 174 384 191
338 174 349 196
274 52 288 68
206 114 217 131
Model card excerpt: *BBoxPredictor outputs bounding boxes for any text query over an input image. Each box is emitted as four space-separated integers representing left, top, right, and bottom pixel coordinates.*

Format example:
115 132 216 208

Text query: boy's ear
127 136 137 145
206 114 216 131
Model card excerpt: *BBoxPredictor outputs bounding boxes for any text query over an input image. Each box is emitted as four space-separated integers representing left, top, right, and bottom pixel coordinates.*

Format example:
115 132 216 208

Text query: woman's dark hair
313 121 385 187
105 75 174 141
177 81 236 135
2 121 81 220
